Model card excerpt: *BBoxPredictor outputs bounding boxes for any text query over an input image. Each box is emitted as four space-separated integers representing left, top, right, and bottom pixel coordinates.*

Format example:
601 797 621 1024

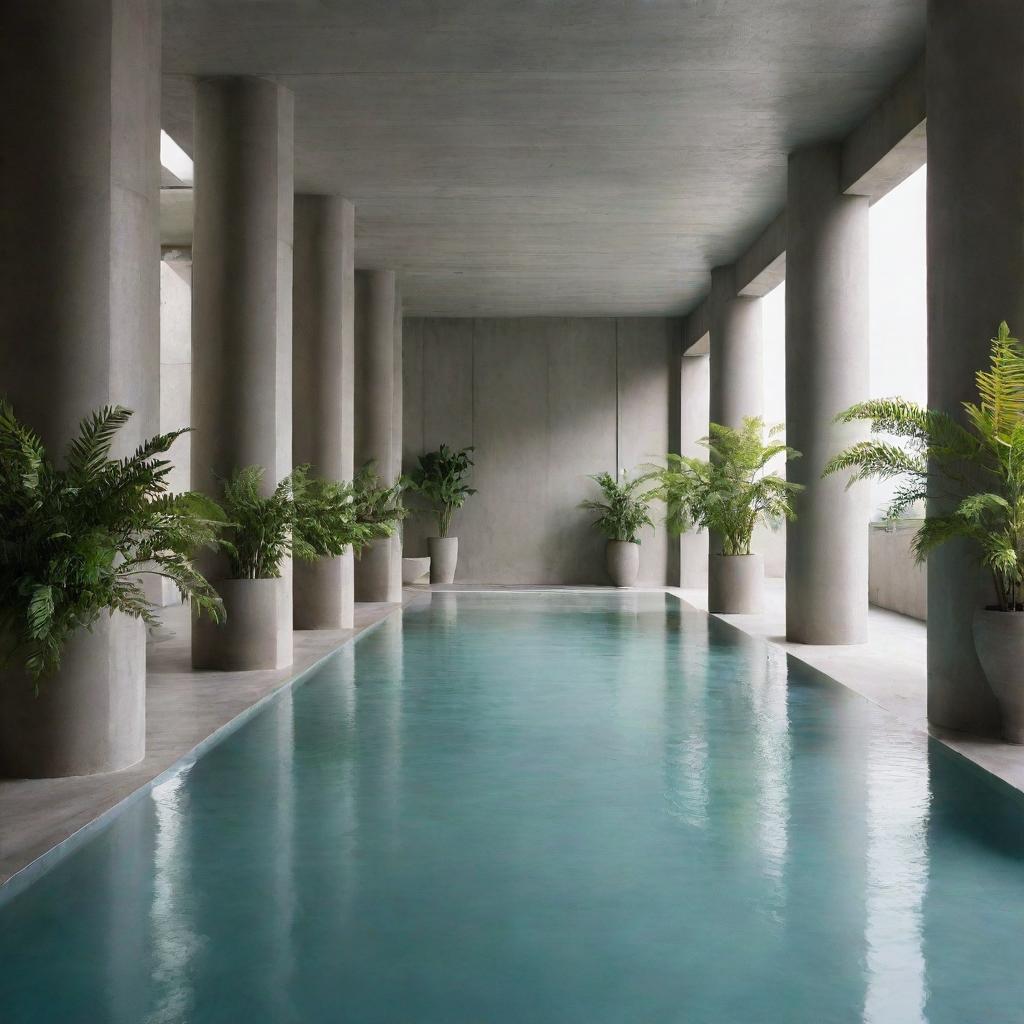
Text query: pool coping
0 598 414 906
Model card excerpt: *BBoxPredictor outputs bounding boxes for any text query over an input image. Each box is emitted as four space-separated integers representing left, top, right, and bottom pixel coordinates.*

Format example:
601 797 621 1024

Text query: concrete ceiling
162 0 925 317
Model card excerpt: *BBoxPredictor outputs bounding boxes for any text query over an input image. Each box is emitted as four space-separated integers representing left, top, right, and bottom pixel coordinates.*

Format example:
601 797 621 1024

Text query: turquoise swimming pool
1 591 1023 1022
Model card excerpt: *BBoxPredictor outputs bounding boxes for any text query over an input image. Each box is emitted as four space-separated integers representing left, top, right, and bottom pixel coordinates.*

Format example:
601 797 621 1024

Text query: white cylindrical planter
709 553 764 614
193 578 293 671
606 540 640 588
428 537 459 584
402 557 431 584
0 614 146 778
973 610 1024 743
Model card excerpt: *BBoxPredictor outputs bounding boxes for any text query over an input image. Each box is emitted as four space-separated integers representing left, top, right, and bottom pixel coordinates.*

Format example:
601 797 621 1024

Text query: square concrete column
680 352 711 588
293 195 356 629
0 0 160 775
925 0 1024 735
354 270 403 603
191 77 295 666
785 144 870 645
709 265 764 430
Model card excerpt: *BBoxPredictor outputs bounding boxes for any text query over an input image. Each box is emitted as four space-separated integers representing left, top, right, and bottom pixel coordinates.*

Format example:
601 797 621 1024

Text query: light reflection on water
1 591 1023 1024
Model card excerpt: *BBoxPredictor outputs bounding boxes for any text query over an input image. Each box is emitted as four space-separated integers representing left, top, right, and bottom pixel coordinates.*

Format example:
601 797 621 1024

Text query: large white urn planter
708 553 763 614
0 612 146 778
606 540 640 588
973 609 1024 743
193 577 293 671
428 537 459 584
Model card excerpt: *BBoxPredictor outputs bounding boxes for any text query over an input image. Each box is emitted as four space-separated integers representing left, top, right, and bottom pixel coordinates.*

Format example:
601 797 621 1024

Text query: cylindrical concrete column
925 0 1024 734
0 0 160 775
354 270 403 603
191 77 295 667
293 195 356 629
709 265 764 430
785 144 870 644
680 352 710 588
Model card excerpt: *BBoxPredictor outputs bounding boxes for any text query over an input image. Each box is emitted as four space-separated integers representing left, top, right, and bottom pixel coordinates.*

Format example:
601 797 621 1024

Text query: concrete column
680 353 710 587
191 77 295 665
785 144 870 644
0 0 160 775
925 0 1024 734
709 265 764 430
292 195 356 629
354 270 402 603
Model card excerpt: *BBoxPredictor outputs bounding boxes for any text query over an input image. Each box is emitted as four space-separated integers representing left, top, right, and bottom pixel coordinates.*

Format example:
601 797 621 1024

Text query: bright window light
160 130 193 184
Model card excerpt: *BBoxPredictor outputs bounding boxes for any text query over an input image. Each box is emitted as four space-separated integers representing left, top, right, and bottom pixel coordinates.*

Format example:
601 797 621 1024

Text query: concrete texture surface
0 601 402 894
354 270 402 603
925 0 1023 737
869 522 927 621
678 578 1024 797
785 144 870 645
403 317 679 585
293 195 357 629
159 1 924 316
679 354 710 588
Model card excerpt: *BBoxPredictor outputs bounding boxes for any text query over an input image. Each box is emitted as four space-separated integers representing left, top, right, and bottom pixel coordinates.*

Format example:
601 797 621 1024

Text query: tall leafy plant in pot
823 322 1024 740
403 444 476 584
647 417 801 613
580 471 655 587
0 401 224 777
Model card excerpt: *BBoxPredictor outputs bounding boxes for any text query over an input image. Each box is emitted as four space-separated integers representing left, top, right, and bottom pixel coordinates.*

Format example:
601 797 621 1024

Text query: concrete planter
708 553 763 614
429 537 458 584
0 613 145 778
193 577 293 671
973 609 1024 743
402 556 431 584
606 540 640 588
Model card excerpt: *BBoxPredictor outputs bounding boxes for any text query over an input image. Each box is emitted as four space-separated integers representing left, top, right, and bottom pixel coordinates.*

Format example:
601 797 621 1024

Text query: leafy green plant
0 402 224 678
580 471 655 544
647 417 802 555
215 463 405 580
402 444 476 537
824 321 1024 612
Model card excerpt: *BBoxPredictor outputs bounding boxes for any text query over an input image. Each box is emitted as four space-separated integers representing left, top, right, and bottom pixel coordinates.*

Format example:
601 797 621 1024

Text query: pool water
2 592 1023 1023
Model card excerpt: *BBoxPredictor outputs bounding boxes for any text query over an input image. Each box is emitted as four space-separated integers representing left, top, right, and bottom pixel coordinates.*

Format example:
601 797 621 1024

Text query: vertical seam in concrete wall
471 318 477 447
614 318 621 475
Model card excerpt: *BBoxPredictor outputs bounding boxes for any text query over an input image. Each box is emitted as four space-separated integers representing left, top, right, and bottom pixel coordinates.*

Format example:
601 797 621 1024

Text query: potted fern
824 322 1024 741
195 464 404 671
581 471 655 587
402 444 476 584
0 402 223 778
647 417 801 613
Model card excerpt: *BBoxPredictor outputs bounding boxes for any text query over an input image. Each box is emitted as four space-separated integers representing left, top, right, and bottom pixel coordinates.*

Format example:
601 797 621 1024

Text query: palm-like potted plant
0 402 224 777
648 417 801 613
195 463 404 671
581 470 655 587
402 444 476 584
824 321 1024 740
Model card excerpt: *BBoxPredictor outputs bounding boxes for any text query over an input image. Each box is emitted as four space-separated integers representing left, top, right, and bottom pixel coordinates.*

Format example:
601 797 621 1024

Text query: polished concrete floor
678 578 1024 794
0 600 404 893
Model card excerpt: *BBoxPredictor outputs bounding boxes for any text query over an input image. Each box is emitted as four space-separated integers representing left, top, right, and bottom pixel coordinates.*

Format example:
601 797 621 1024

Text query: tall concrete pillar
191 77 295 664
293 195 356 629
709 265 764 430
0 0 160 775
925 0 1024 734
680 353 710 588
354 270 403 603
785 144 870 644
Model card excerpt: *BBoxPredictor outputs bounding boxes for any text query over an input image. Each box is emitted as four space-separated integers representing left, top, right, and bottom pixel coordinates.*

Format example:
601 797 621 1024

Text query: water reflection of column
269 694 296 1021
862 728 929 1024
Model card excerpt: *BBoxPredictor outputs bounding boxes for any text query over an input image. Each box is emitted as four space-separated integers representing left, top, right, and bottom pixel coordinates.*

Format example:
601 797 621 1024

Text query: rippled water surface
2 592 1024 1023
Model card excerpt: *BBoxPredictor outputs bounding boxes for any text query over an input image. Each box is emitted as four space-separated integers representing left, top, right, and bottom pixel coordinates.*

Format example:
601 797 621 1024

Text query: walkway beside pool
677 578 1024 795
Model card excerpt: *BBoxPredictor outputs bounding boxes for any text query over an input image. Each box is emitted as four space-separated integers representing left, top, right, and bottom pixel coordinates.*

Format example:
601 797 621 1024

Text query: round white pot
973 608 1024 743
0 612 146 778
606 540 640 588
193 577 293 671
402 556 431 584
428 537 458 584
708 553 764 614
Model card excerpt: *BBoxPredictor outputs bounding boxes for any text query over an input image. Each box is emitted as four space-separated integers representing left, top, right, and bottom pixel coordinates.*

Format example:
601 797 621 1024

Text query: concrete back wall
403 318 681 585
